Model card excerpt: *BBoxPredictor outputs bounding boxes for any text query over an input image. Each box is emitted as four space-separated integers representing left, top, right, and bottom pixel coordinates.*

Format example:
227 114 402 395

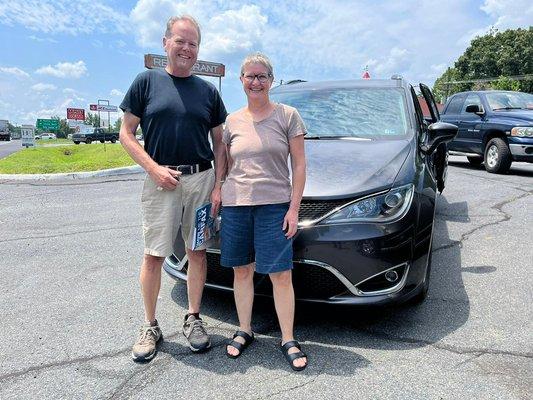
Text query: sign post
21 125 35 148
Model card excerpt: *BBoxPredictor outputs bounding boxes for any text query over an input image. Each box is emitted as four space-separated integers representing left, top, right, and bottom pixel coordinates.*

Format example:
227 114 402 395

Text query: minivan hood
303 139 411 199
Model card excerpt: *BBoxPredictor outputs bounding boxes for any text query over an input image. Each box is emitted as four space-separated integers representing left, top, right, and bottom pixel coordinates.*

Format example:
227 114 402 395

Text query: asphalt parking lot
1 156 532 400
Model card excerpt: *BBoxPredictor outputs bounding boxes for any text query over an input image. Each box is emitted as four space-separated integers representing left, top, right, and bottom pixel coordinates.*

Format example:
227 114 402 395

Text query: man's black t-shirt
120 68 227 165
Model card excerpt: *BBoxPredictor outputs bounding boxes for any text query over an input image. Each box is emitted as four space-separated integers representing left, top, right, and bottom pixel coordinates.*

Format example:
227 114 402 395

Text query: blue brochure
192 203 217 250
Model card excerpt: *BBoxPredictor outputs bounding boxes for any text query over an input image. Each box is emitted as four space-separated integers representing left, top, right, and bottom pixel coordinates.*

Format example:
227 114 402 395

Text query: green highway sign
36 118 60 130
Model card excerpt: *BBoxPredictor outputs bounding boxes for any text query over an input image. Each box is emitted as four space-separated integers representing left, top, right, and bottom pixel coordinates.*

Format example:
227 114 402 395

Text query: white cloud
0 66 30 78
0 0 130 35
36 61 88 79
129 1 267 61
28 35 58 43
31 83 57 92
110 89 125 97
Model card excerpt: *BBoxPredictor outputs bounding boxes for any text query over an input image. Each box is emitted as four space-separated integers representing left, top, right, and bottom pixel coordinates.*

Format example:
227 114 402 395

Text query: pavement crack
434 190 531 253
0 348 130 382
360 329 532 360
2 224 141 243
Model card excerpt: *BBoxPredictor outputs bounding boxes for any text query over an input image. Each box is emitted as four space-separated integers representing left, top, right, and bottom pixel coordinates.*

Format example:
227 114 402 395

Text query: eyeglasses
242 74 272 83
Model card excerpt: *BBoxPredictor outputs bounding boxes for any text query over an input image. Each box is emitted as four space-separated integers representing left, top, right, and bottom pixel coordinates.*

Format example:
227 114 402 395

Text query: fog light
384 270 399 282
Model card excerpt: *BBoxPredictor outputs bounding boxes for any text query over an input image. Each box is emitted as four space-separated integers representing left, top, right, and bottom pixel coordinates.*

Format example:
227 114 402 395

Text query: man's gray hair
240 52 274 79
165 15 201 45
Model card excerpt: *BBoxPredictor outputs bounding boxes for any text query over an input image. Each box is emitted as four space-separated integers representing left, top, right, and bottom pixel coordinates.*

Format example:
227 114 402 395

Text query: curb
0 165 144 181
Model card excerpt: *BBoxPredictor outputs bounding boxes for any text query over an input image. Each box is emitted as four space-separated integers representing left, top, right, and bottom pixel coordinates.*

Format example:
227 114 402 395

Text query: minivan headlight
510 127 533 137
321 184 414 224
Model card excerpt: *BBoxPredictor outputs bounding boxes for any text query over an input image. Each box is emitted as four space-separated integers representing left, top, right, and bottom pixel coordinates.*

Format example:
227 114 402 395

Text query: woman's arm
283 135 306 238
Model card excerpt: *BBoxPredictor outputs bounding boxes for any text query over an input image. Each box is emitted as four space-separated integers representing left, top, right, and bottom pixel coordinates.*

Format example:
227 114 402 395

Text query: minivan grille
298 199 352 221
190 252 348 299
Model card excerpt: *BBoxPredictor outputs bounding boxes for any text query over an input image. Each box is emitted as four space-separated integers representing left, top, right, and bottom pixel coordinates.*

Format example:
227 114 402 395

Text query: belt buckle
177 165 194 174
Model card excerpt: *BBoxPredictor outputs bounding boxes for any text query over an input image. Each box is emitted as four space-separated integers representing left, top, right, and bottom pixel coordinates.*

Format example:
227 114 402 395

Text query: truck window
444 94 465 115
461 94 482 114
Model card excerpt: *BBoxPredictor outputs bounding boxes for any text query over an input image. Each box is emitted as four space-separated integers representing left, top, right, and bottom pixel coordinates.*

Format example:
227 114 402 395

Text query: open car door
419 83 447 192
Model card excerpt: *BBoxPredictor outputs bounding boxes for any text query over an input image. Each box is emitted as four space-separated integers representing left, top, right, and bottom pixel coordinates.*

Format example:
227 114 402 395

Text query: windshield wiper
492 107 524 111
305 135 370 140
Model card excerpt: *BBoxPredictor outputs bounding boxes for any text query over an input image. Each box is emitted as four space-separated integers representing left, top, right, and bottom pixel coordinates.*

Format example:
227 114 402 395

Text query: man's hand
282 208 299 238
149 165 181 190
210 186 221 217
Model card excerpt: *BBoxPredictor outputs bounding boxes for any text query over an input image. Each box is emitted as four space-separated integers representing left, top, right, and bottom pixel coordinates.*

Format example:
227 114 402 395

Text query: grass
34 139 73 146
0 143 136 174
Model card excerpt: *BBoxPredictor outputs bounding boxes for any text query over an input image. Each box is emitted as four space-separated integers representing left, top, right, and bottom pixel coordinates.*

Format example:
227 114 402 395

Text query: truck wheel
100 140 105 143
86 138 92 144
74 141 80 145
484 138 511 174
110 138 116 143
467 156 483 166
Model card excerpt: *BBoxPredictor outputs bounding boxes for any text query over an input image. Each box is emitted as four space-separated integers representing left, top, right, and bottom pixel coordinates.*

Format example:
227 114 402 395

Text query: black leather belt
165 162 212 175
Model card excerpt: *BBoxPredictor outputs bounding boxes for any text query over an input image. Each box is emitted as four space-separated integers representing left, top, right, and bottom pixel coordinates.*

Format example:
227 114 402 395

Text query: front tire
484 138 511 174
86 138 92 144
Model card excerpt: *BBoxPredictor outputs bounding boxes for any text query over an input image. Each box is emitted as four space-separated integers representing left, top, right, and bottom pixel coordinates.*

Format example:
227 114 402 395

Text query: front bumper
164 199 432 305
509 137 533 162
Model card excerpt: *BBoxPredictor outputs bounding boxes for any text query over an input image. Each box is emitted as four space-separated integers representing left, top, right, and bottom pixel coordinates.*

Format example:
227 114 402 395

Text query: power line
442 74 533 85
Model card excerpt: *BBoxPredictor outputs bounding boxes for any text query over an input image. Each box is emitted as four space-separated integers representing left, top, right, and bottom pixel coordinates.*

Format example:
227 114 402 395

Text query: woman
219 52 308 371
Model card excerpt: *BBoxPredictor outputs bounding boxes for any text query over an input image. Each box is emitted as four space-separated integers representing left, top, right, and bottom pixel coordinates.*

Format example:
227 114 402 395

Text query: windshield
485 92 533 110
271 87 410 139
79 126 94 134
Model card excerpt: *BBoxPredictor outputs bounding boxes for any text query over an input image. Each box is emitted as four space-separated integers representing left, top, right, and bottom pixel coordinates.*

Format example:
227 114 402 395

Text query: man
119 15 227 362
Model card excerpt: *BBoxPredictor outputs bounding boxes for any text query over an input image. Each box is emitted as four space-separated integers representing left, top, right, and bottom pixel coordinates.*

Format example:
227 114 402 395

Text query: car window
461 94 482 114
271 87 410 139
444 94 465 115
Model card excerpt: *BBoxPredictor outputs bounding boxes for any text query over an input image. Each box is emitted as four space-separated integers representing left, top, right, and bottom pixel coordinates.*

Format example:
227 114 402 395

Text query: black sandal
280 340 308 371
226 330 254 359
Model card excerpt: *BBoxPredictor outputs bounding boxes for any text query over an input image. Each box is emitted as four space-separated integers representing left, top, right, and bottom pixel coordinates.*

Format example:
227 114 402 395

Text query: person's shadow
162 193 473 375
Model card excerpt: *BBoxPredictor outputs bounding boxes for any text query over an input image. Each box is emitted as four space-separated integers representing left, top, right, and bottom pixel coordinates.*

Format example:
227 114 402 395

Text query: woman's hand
282 208 299 238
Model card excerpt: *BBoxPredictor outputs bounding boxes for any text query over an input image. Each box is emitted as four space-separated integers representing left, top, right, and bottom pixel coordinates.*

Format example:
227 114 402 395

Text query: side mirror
420 122 458 155
465 104 484 115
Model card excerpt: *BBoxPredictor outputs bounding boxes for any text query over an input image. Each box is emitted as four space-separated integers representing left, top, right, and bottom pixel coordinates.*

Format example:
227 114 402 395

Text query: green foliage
491 76 520 91
113 117 122 132
85 112 101 127
0 143 135 174
434 27 533 99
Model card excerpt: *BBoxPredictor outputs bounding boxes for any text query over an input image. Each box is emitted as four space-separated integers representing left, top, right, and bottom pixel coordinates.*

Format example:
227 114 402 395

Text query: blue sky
0 0 531 125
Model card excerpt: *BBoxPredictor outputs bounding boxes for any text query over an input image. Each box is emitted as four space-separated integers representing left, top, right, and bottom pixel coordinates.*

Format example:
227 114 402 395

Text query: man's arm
209 123 227 216
119 111 180 190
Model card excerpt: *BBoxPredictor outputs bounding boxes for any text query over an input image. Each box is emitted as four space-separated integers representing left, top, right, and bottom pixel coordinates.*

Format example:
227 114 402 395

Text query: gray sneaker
182 314 211 352
132 321 163 362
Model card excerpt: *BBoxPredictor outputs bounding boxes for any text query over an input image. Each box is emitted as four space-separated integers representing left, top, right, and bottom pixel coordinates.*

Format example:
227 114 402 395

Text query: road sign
144 54 225 77
89 104 118 112
36 118 60 130
67 108 85 120
21 125 35 148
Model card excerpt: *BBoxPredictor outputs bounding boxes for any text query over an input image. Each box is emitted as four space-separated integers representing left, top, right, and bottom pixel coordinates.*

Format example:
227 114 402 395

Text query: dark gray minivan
164 77 457 305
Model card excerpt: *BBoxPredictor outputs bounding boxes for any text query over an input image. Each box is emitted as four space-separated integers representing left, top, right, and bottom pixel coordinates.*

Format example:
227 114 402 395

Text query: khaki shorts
141 168 215 257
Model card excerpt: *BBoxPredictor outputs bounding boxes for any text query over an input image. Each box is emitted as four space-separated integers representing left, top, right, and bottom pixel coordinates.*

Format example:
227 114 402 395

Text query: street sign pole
98 99 110 154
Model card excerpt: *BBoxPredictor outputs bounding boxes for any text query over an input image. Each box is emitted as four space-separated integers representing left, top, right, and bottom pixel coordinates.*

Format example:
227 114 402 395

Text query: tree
85 112 101 127
433 27 533 100
51 115 73 138
113 117 122 132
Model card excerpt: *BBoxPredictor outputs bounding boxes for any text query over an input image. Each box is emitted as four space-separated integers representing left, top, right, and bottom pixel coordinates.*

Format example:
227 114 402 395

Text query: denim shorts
220 203 293 274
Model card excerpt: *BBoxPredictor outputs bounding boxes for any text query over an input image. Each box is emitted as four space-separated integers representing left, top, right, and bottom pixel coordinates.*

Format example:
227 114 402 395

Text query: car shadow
166 193 469 372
